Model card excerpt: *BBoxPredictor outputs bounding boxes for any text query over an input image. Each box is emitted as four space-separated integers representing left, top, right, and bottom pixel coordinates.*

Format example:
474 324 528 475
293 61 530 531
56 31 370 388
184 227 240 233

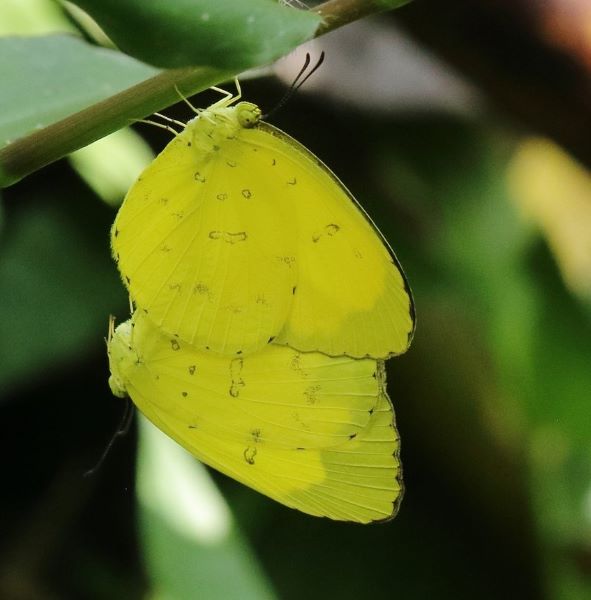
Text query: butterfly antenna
83 399 135 477
262 51 325 121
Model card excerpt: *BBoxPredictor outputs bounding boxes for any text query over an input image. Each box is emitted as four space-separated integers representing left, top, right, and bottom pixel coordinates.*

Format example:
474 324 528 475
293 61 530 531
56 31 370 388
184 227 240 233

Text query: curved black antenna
83 399 135 477
263 51 326 120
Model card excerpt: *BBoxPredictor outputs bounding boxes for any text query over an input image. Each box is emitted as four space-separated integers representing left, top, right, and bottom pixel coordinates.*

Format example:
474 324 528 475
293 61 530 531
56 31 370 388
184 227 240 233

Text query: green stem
0 0 410 187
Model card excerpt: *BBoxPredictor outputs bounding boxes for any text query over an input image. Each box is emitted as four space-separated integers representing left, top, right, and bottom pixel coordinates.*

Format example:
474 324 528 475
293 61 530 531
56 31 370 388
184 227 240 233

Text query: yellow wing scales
112 113 298 356
240 123 414 358
108 312 402 522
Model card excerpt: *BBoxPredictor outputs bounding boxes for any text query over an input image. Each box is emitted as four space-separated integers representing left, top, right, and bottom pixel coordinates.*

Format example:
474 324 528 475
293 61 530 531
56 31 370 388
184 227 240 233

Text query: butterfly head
235 102 262 129
107 319 134 399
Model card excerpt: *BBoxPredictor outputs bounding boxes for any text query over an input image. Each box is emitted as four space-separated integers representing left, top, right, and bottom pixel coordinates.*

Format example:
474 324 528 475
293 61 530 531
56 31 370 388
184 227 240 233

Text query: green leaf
0 35 158 148
70 0 321 70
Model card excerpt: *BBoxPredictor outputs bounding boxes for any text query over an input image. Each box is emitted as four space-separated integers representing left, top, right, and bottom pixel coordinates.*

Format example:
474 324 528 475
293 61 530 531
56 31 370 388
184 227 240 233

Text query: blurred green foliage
1 1 590 599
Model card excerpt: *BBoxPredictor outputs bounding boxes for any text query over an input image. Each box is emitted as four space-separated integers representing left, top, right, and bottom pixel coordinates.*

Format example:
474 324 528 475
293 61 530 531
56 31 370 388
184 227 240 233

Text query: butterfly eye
236 102 262 128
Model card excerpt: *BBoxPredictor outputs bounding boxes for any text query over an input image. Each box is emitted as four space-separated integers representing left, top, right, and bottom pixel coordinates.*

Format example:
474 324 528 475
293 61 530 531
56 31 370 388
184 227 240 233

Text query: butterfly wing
108 312 403 523
238 122 415 359
112 117 297 356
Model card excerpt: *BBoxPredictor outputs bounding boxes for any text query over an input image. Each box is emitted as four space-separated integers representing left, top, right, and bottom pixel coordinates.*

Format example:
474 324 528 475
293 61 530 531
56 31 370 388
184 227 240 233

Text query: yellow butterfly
108 310 403 523
111 89 415 359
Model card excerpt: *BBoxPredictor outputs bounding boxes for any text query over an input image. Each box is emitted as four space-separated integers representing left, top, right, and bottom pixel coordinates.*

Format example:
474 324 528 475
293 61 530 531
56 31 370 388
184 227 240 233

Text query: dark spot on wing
193 283 209 295
241 189 252 199
229 358 245 397
181 391 188 397
349 433 358 440
277 256 295 267
243 447 257 465
304 385 321 405
209 231 248 244
312 223 341 243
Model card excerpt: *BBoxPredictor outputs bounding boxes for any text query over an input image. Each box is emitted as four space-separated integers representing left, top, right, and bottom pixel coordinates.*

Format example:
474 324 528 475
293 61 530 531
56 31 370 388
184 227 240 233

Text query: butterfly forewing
112 112 297 356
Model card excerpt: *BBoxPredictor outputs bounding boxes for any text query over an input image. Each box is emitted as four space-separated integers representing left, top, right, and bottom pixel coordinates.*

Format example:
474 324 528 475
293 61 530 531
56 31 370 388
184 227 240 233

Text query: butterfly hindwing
108 312 403 523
